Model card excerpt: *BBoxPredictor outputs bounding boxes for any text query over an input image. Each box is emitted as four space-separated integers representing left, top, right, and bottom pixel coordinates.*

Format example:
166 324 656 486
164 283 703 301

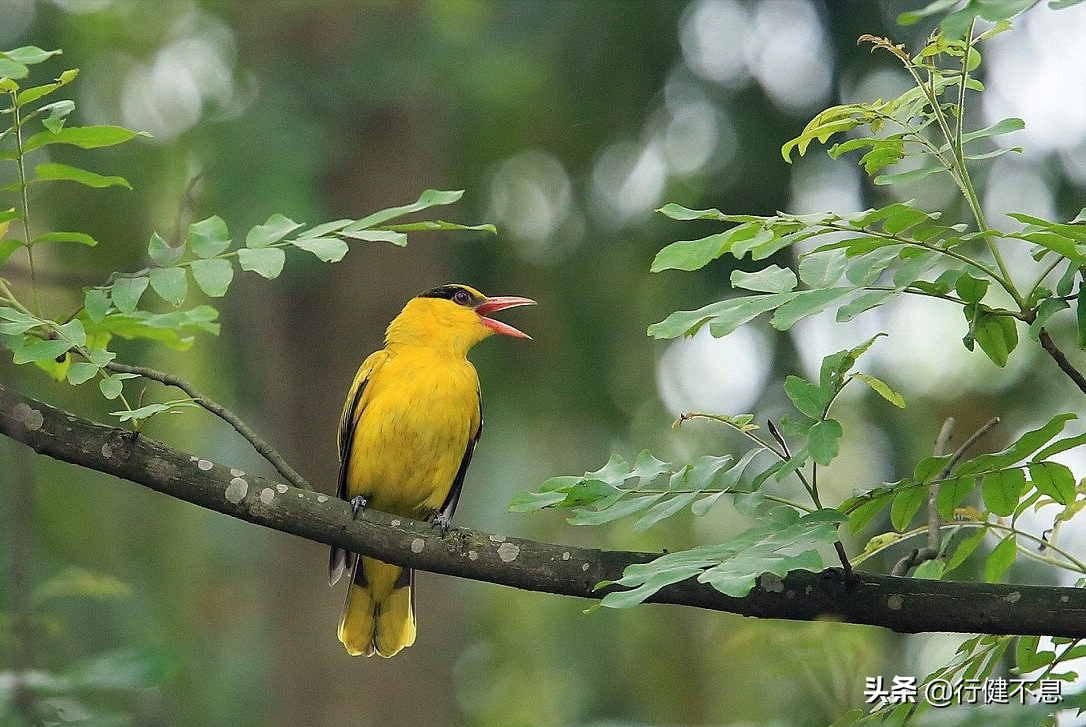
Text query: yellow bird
329 284 534 657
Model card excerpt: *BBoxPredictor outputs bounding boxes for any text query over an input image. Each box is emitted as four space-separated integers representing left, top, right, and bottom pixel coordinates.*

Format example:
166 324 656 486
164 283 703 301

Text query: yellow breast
345 347 480 519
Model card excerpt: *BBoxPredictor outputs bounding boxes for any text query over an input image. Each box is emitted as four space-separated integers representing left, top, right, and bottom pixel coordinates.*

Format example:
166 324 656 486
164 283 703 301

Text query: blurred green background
3 1 1086 725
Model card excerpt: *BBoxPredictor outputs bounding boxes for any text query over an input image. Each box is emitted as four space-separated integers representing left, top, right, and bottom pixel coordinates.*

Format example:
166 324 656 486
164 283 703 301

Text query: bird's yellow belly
345 355 478 520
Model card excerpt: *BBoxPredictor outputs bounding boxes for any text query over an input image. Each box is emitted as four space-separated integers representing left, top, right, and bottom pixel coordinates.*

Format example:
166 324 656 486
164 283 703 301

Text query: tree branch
1038 328 1086 397
103 360 312 491
4 381 1086 637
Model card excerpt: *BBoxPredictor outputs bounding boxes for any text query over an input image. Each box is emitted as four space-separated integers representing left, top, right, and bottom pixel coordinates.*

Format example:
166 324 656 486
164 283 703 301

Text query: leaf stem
8 91 40 316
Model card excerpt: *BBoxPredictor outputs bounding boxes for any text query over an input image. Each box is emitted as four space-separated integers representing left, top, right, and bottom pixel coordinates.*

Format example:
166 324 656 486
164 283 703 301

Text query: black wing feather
328 371 371 585
436 391 483 523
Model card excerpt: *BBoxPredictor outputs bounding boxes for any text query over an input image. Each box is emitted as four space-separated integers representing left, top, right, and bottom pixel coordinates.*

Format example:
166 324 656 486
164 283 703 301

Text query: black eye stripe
419 285 481 307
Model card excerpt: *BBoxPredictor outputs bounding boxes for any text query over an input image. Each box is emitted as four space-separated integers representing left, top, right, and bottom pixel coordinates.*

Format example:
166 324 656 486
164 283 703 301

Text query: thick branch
4 382 1086 637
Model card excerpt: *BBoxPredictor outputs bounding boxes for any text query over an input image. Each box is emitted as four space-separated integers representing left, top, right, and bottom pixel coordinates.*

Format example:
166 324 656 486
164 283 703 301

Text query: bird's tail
338 556 416 658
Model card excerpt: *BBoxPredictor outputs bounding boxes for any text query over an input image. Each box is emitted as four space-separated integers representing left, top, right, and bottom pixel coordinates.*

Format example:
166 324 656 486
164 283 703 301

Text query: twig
928 418 956 552
942 417 1001 476
892 416 999 576
170 170 205 247
104 361 312 491
1038 328 1086 397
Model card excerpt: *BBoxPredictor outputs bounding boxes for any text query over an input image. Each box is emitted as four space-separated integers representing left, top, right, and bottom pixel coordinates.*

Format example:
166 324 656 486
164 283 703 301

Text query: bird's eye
453 290 471 305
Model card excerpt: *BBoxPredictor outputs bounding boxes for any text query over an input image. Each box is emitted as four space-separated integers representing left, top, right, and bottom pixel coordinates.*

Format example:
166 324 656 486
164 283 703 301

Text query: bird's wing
435 390 482 524
329 349 389 586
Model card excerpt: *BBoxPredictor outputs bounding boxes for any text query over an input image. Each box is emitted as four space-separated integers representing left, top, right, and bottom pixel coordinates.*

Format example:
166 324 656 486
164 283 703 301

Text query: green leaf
634 492 700 531
651 226 755 273
808 418 843 466
291 237 350 262
188 216 231 258
770 287 853 331
98 373 137 400
913 559 944 580
1027 461 1076 505
0 57 28 80
847 493 891 534
971 311 1018 367
586 454 630 486
189 258 234 298
798 250 847 287
784 375 827 419
955 273 989 303
237 247 286 279
148 267 187 306
508 489 567 512
40 99 74 133
341 229 408 246
961 117 1025 145
56 319 86 346
890 485 927 531
378 219 496 234
959 414 1079 476
110 277 149 313
873 166 947 186
568 494 664 526
944 527 987 574
648 293 795 339
1017 635 1057 673
16 70 78 106
600 507 840 606
66 362 100 385
630 450 671 482
836 289 898 323
23 125 147 152
1030 297 1069 340
3 46 61 65
83 289 110 323
32 231 97 246
245 213 301 248
147 232 183 267
298 219 353 239
981 468 1027 517
33 162 131 190
781 105 864 162
936 476 974 520
730 264 797 293
853 373 905 408
984 534 1017 582
347 189 465 229
0 239 22 266
656 203 724 221
13 337 74 364
898 0 963 25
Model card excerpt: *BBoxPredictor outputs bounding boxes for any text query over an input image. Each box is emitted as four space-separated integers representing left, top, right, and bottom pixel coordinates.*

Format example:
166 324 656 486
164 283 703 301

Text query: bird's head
385 284 535 354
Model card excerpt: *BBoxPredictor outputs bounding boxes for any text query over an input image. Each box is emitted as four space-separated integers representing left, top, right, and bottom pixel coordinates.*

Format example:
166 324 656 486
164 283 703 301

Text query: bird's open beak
476 296 536 339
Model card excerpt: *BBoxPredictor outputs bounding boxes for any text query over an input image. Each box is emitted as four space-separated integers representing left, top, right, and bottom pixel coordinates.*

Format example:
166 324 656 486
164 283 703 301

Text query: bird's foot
431 513 452 538
350 496 368 519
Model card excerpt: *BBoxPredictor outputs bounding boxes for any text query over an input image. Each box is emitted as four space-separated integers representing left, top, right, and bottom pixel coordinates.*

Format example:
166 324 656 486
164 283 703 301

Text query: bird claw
431 513 452 538
350 495 368 519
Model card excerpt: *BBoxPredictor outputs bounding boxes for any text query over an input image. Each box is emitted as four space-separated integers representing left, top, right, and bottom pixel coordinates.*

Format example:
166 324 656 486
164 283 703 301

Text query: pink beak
476 296 536 339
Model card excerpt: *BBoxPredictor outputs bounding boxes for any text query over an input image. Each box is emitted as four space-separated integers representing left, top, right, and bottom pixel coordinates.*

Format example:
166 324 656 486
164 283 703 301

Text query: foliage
514 3 1086 724
0 48 493 427
0 44 495 724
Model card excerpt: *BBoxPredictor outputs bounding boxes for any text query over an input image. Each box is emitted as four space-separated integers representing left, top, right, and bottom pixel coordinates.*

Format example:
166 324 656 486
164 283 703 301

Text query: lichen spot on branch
225 477 248 504
497 542 520 563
